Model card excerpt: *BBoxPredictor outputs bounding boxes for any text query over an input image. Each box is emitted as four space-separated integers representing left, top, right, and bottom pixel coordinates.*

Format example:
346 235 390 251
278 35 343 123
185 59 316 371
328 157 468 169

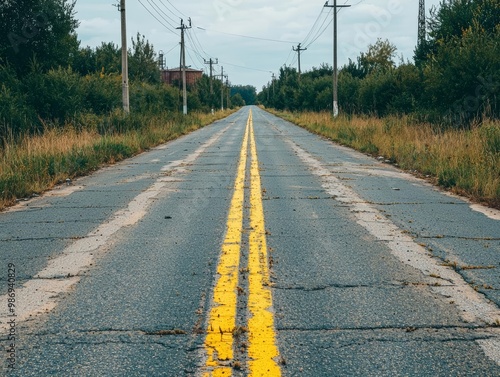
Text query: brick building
161 67 203 86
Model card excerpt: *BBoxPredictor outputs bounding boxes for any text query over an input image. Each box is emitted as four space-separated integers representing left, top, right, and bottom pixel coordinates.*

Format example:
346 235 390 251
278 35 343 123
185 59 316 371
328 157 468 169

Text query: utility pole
204 58 218 113
119 0 130 113
177 18 191 115
292 43 307 76
204 58 218 94
271 73 276 100
217 67 228 111
324 0 350 117
418 0 426 48
220 66 224 111
226 76 230 109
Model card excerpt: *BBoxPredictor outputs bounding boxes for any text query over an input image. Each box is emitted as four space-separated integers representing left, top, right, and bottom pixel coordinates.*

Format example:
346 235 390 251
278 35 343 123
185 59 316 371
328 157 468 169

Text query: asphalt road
1 106 499 376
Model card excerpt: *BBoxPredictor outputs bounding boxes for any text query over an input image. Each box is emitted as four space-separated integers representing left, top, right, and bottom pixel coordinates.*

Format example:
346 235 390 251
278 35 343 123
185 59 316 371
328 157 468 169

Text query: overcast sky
75 0 442 91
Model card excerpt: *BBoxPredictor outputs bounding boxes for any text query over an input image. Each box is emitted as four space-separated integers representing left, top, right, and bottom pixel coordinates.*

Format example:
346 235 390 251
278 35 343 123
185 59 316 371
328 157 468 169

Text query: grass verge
268 110 499 209
0 110 235 211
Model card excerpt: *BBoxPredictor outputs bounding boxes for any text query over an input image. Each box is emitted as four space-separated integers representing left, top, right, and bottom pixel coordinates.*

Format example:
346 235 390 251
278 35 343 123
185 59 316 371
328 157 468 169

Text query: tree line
258 0 499 128
0 0 256 141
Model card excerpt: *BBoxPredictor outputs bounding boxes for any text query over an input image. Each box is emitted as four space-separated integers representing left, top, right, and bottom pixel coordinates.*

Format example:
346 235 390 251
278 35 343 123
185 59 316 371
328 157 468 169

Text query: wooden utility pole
177 18 191 115
120 0 130 113
324 0 350 117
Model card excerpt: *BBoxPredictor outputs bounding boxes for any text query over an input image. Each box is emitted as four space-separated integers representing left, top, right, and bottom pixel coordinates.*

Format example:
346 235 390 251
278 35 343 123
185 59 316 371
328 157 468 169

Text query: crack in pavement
0 236 89 242
271 281 451 291
0 123 234 333
277 325 494 332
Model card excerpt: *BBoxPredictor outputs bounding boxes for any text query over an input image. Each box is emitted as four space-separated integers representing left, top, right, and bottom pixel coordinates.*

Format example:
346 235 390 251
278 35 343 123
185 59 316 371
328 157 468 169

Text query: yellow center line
203 110 281 376
203 114 250 377
248 111 282 376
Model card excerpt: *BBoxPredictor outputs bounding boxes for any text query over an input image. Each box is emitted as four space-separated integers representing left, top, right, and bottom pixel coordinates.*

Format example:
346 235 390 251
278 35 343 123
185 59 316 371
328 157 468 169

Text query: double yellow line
203 111 281 376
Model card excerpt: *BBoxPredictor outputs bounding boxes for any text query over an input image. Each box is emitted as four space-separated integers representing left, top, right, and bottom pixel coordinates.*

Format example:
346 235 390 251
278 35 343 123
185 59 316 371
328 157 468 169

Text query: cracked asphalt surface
1 106 499 376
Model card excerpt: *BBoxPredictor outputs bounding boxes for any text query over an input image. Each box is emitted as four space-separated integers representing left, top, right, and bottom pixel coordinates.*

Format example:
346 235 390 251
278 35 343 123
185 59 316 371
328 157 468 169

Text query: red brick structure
161 67 203 86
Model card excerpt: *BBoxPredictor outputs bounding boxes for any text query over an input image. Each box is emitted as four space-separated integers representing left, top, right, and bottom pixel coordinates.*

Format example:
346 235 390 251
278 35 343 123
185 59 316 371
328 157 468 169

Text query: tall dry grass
0 110 234 210
275 111 500 208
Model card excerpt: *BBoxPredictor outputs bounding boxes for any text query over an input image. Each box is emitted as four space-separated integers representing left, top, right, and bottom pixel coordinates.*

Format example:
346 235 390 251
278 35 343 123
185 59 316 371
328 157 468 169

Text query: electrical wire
185 46 204 70
164 43 179 55
187 28 212 60
301 7 329 48
220 61 272 73
156 0 187 20
166 0 188 18
185 36 207 67
138 0 177 34
148 0 178 26
283 47 294 67
196 27 298 44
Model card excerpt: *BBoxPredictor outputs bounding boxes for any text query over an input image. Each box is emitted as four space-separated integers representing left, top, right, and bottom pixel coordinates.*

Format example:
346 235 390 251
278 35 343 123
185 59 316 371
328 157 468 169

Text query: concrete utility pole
120 0 130 113
177 18 191 115
293 43 307 76
272 73 276 99
220 66 225 111
226 76 230 108
418 0 426 48
204 58 218 94
216 67 228 111
324 0 350 117
204 58 218 113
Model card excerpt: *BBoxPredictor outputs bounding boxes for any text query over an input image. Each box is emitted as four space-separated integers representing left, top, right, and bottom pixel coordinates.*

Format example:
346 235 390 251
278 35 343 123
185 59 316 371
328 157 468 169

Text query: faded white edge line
286 138 500 366
469 204 500 221
0 124 231 333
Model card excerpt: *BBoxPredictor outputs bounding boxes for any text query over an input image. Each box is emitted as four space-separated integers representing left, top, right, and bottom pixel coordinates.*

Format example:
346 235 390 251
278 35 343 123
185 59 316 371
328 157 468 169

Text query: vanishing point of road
1 107 500 376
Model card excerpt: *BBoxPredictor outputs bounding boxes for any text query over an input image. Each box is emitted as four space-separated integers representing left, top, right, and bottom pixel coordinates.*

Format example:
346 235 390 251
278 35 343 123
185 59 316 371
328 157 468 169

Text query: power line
302 7 331 48
164 0 188 18
283 47 294 67
138 0 177 34
186 28 212 61
148 0 178 25
155 0 185 20
185 46 204 70
165 43 178 55
219 61 272 73
302 0 354 50
185 31 205 61
303 14 333 49
197 27 298 44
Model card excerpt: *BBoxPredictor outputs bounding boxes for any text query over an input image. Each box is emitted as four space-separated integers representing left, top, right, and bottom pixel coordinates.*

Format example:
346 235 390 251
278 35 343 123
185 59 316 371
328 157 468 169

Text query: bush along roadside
0 110 235 211
269 109 500 209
